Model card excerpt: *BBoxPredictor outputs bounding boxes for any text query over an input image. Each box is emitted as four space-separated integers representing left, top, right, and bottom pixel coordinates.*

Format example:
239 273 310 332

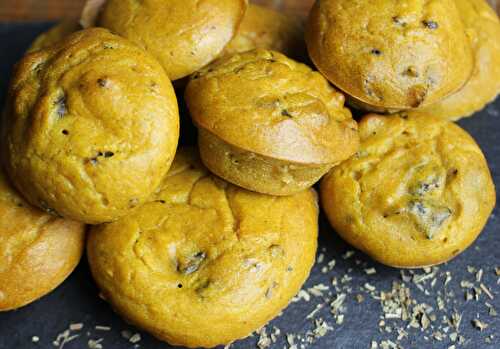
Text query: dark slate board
0 23 499 349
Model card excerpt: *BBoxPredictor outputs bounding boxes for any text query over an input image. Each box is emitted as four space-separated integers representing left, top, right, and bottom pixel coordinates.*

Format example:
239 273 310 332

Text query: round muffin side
99 0 248 80
306 0 474 110
3 28 180 224
0 168 85 311
87 148 319 348
320 113 496 268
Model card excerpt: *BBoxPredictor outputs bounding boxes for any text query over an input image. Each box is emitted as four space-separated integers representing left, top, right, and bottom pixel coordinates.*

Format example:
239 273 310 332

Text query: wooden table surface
0 0 316 21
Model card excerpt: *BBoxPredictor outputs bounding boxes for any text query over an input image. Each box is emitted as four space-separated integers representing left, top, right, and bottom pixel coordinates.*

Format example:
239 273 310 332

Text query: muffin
306 0 474 110
321 113 496 268
87 148 318 348
3 28 179 224
27 20 80 53
98 0 248 80
0 168 85 311
221 4 305 59
186 49 359 196
413 0 500 120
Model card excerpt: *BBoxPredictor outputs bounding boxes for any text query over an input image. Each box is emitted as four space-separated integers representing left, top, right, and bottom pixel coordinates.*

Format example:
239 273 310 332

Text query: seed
178 252 206 275
392 16 406 26
97 78 108 87
54 95 67 117
423 20 439 30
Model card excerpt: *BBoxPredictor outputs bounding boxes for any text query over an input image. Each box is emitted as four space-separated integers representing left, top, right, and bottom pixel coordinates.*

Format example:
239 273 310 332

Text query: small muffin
221 4 305 59
87 148 318 348
306 0 474 110
186 49 359 196
0 168 85 311
3 28 179 224
321 113 496 268
27 20 80 53
413 0 500 120
98 0 247 81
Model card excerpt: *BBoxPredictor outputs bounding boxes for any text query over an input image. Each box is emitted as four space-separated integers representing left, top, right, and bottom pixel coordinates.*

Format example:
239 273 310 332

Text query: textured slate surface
0 23 499 349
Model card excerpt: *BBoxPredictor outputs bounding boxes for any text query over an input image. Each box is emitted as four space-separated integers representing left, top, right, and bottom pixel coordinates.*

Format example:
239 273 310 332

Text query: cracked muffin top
186 49 359 165
0 168 85 311
87 148 318 348
220 4 305 59
98 0 248 81
320 113 495 268
2 28 179 224
306 0 474 110
413 0 500 120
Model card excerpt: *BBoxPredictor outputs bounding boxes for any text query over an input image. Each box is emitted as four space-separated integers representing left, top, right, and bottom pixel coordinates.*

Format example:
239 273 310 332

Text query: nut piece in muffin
321 113 496 268
27 20 80 53
3 28 179 224
413 0 500 120
306 0 474 110
98 0 248 81
87 148 318 348
186 49 359 196
0 168 85 311
221 4 305 59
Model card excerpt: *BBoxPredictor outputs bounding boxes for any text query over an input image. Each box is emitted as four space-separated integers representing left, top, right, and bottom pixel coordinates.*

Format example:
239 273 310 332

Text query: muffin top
3 28 179 224
98 0 248 80
415 0 500 120
0 168 85 311
27 20 80 53
87 148 318 348
306 0 473 109
186 49 359 165
221 4 305 59
321 112 496 267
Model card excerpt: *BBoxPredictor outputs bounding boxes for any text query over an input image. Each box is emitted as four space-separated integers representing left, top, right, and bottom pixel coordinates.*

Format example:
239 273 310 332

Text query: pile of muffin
0 0 498 347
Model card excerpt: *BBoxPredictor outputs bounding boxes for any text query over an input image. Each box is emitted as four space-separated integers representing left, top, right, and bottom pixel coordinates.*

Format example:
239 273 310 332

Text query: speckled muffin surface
186 49 358 195
0 168 85 311
27 20 80 53
320 113 495 268
221 4 305 59
3 28 179 224
98 0 248 81
87 148 318 348
414 0 500 120
306 0 474 110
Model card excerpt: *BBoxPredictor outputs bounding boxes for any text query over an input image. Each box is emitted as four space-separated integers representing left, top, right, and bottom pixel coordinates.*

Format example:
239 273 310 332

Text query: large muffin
221 4 305 59
414 0 500 120
98 0 248 81
87 148 318 348
27 20 80 53
3 28 179 224
186 49 359 196
321 113 496 268
306 0 474 110
0 168 85 311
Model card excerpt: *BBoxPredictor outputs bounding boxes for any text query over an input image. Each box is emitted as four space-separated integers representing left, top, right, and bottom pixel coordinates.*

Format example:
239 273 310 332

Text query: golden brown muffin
221 4 305 59
413 0 500 120
87 148 318 348
321 113 496 268
186 49 359 196
306 0 474 110
27 20 80 53
0 168 85 311
98 0 248 81
3 28 179 224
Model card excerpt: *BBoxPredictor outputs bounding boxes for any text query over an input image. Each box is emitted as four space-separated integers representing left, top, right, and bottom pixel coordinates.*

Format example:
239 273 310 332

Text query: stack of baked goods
0 0 498 347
